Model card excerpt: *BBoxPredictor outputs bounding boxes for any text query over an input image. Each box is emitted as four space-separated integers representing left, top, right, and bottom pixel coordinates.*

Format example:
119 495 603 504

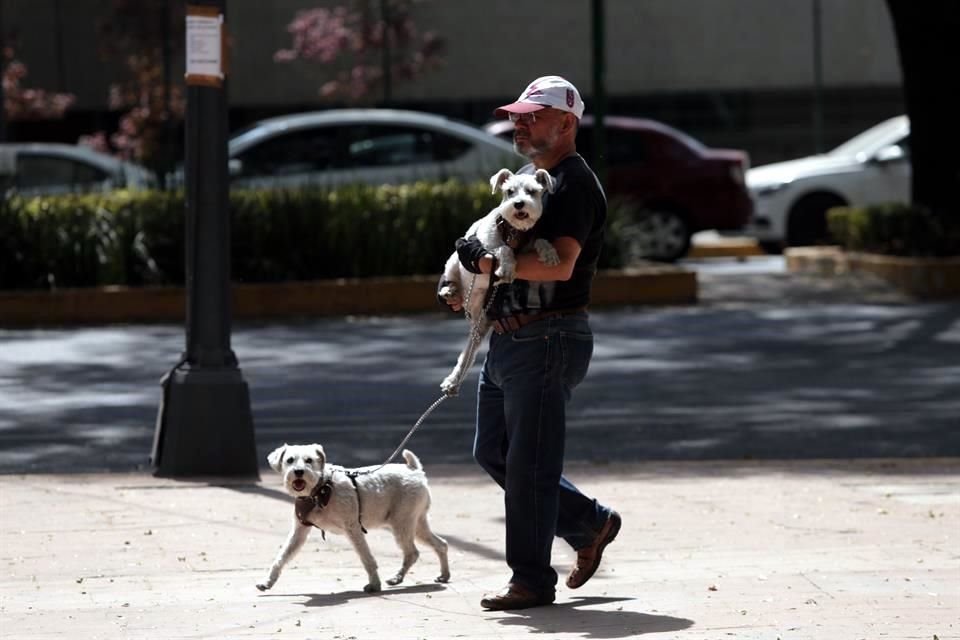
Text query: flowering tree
275 0 445 103
3 45 75 120
79 0 185 171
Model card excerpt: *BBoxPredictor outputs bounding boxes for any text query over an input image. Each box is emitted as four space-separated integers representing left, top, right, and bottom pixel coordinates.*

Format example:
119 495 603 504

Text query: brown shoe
566 511 622 589
480 583 555 611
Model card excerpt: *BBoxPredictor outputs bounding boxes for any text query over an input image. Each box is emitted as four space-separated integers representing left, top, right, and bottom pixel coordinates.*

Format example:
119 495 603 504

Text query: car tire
758 240 785 255
620 208 691 263
786 193 846 247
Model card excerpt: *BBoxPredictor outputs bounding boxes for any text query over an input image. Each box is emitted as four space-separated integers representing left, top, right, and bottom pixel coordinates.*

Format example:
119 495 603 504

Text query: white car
225 109 521 189
745 115 910 248
1 143 157 197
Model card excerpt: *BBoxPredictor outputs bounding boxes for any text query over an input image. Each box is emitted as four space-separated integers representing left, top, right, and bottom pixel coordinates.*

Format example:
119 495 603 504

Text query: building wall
6 0 899 105
227 0 901 104
3 0 903 163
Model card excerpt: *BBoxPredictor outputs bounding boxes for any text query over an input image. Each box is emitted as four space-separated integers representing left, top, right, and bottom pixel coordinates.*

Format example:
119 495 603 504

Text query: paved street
1 263 957 473
1 262 958 640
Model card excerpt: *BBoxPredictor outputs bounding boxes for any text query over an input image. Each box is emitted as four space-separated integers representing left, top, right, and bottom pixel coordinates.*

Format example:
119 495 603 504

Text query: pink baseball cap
494 75 585 120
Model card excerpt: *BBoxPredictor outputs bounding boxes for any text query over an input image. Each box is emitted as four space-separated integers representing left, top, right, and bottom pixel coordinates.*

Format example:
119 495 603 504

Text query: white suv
745 115 910 249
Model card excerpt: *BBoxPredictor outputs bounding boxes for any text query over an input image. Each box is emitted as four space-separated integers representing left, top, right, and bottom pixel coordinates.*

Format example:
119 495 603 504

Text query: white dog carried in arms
257 444 450 594
438 168 560 396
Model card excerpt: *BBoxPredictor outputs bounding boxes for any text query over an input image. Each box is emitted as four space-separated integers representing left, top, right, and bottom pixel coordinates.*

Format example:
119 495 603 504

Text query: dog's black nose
513 201 525 210
294 469 304 477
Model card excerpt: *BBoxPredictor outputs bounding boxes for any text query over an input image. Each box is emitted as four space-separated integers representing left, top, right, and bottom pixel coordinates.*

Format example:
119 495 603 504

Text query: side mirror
873 145 905 164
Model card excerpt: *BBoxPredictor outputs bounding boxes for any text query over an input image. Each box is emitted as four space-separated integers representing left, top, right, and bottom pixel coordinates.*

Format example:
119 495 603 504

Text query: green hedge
1 183 630 290
827 203 960 258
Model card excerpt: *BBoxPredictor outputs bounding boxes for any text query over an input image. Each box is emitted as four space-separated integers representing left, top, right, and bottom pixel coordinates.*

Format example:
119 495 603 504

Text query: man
443 75 621 611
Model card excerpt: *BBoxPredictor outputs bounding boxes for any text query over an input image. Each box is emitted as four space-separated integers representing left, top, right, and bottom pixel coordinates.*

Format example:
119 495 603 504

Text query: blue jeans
473 311 611 593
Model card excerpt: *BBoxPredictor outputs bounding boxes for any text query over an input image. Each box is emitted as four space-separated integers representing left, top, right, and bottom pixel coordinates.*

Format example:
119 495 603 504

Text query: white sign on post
185 7 223 87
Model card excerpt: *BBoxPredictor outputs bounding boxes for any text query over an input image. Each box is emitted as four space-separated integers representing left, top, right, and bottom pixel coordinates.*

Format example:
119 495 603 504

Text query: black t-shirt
487 153 607 318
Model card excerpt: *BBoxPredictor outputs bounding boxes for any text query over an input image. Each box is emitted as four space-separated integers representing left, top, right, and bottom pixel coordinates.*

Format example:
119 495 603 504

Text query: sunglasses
508 111 544 124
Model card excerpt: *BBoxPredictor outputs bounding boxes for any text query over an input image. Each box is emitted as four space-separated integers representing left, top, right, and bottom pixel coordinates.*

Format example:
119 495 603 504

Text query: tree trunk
885 0 960 221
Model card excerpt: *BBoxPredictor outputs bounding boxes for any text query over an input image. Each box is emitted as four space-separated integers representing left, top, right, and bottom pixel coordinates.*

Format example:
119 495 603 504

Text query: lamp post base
152 367 259 478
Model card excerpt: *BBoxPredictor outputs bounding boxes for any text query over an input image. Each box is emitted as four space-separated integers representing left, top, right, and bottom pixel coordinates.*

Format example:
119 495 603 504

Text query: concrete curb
688 238 765 259
786 246 960 299
0 266 696 327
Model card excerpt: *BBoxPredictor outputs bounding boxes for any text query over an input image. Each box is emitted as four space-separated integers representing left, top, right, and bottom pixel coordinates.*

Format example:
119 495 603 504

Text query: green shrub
1 180 635 290
227 182 497 282
827 203 960 258
0 190 183 290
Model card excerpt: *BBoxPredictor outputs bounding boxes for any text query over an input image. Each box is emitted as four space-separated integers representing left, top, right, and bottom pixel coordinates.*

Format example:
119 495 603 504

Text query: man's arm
477 236 581 282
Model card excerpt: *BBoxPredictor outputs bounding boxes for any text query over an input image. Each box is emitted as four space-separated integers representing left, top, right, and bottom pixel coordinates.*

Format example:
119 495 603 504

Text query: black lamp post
152 0 258 478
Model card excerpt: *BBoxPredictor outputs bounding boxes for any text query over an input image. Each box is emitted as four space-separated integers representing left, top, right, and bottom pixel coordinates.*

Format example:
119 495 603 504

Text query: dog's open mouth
515 211 528 220
292 479 307 492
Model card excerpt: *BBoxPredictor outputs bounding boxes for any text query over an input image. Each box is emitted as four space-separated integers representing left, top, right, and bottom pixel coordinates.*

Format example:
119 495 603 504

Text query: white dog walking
438 168 559 395
257 444 450 594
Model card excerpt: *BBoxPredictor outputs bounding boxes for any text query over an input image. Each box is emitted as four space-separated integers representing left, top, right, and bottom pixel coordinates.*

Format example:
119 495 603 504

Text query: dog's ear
267 445 287 472
534 168 556 194
311 444 326 470
490 168 513 194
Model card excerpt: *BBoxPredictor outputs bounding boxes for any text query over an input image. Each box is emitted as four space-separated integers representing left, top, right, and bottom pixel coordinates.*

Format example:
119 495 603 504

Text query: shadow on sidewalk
258 582 447 608
494 595 694 638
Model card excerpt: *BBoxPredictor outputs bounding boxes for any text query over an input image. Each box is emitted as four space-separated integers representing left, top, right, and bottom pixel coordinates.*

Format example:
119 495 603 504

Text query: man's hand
455 236 488 274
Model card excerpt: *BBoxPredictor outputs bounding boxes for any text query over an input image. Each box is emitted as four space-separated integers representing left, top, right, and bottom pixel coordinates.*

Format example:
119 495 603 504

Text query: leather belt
491 306 587 335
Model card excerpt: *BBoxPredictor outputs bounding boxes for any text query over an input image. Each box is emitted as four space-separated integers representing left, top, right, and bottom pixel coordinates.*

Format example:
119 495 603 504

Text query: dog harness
294 471 368 537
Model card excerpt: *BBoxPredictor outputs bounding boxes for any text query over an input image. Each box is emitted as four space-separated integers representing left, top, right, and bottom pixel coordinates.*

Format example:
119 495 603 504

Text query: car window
431 130 472 161
235 127 339 176
577 128 647 166
16 154 109 189
659 136 696 163
346 127 430 167
341 124 470 167
893 134 910 154
829 117 909 157
607 131 648 165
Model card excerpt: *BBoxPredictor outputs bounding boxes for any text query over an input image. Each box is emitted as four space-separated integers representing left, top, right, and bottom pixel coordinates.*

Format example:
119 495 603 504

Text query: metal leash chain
451 271 502 392
357 273 501 476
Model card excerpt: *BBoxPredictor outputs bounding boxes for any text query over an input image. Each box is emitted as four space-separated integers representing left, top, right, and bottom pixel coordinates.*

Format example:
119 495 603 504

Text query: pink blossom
274 1 445 103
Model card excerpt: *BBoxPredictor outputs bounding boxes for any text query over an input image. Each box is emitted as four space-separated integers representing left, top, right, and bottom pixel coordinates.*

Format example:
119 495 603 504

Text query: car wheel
758 240 785 255
786 193 846 247
620 208 691 263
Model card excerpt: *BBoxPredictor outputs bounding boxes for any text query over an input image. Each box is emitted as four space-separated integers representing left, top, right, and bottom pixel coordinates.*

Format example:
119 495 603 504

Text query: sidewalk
2 459 957 639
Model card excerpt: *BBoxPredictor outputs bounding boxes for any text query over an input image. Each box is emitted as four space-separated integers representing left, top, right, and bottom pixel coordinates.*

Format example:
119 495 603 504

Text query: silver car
226 109 521 189
0 143 157 198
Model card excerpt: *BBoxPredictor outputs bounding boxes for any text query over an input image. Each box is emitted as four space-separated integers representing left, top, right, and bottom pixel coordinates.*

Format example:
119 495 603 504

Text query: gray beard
514 131 559 159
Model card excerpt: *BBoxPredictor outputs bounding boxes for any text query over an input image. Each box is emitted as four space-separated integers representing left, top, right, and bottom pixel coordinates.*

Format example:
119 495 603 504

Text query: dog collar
293 471 369 536
295 479 333 527
496 215 533 251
